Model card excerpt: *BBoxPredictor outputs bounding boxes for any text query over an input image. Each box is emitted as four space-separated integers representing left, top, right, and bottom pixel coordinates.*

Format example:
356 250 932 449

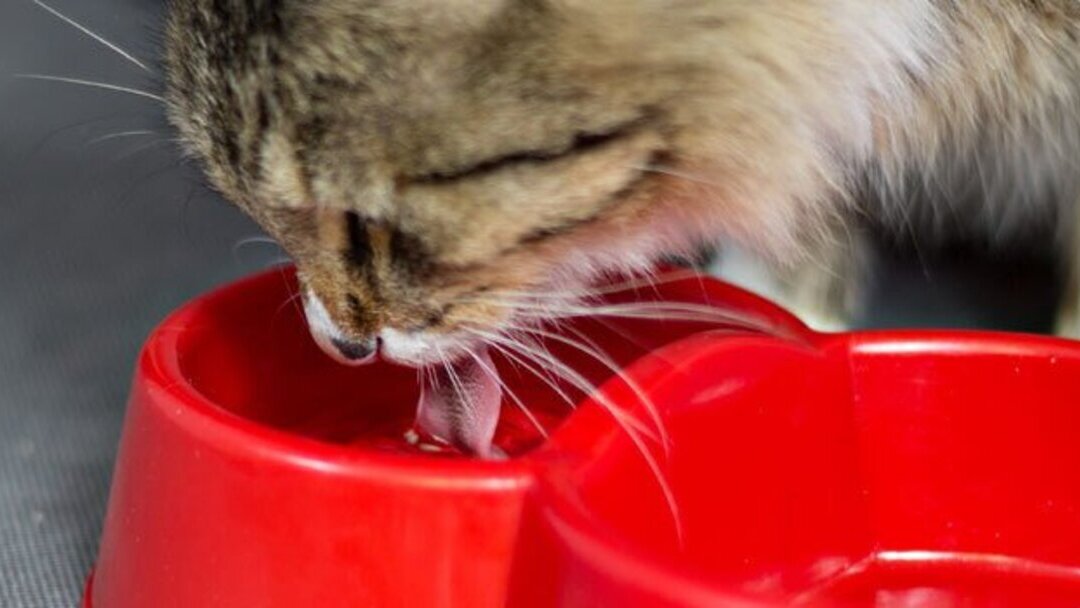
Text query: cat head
165 0 747 365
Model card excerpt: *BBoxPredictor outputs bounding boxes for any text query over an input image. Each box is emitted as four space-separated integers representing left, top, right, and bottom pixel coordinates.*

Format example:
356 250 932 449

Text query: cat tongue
415 348 504 458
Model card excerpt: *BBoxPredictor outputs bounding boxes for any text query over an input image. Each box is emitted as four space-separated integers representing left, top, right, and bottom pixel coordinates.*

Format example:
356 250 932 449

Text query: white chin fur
301 290 373 366
379 327 465 367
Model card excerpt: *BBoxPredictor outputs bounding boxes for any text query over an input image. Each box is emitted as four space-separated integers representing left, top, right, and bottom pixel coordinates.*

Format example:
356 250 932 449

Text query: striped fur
165 0 1080 361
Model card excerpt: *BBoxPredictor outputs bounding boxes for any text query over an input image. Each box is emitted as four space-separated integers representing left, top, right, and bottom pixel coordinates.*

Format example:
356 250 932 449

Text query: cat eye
411 119 642 185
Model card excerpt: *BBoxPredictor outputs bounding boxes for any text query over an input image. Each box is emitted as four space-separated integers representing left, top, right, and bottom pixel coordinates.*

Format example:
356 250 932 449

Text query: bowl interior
167 268 791 458
103 268 1080 606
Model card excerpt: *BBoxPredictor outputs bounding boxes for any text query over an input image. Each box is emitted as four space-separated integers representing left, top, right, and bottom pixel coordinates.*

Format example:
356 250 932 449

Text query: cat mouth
301 287 492 367
301 292 504 456
377 327 482 367
301 290 379 365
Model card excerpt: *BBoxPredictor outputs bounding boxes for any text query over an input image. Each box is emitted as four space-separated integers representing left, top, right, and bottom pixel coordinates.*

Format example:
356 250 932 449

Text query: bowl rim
525 328 1080 603
136 270 534 488
133 266 815 484
139 265 1080 489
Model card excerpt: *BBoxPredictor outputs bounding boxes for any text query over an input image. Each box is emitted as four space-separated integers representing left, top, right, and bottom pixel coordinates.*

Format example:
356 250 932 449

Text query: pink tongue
415 349 504 458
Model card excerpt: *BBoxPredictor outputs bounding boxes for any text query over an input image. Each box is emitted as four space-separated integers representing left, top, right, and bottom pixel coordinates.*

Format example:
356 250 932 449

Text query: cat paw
789 303 851 333
1054 306 1080 340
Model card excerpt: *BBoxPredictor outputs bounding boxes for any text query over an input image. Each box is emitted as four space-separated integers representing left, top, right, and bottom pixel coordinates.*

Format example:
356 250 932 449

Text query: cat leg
1054 201 1080 339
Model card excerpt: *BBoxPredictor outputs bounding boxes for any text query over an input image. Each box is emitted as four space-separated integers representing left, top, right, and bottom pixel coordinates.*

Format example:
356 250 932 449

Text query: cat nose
330 337 378 363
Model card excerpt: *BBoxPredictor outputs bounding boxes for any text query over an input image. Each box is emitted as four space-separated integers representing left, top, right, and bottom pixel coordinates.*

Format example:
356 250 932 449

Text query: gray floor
0 2 1061 606
1 2 268 605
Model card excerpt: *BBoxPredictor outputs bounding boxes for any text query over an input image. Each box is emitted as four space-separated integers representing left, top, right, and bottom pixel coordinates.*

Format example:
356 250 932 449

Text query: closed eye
411 117 645 185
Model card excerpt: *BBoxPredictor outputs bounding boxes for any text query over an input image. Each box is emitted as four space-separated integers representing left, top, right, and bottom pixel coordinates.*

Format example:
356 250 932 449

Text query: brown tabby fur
164 0 1080 363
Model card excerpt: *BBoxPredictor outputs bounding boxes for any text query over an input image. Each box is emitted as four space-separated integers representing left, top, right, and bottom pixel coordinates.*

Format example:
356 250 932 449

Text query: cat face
164 0 717 365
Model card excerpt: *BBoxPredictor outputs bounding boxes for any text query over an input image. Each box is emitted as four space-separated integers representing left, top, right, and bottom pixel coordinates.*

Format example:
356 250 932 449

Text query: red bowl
85 268 1080 607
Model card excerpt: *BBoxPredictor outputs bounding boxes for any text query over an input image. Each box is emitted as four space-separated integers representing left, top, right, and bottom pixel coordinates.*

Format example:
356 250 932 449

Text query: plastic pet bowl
84 269 1080 607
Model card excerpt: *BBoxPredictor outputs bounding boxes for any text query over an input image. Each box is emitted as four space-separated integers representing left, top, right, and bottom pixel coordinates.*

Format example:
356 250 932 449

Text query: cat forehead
170 0 647 105
166 0 668 200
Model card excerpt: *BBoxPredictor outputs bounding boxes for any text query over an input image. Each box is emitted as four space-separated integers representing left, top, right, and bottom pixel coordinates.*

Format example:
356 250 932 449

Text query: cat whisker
273 265 304 319
32 0 153 73
470 327 659 443
233 235 281 250
15 74 165 103
468 295 774 334
464 347 548 438
557 319 673 433
627 162 725 188
469 327 682 544
465 329 581 413
498 321 671 454
468 268 704 303
434 343 472 437
86 130 158 146
272 290 303 319
418 365 431 393
232 235 286 265
590 315 655 352
543 301 766 326
263 257 293 269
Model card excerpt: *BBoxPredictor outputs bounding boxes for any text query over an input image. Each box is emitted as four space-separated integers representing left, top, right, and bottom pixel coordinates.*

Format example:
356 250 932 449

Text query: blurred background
0 1 1061 606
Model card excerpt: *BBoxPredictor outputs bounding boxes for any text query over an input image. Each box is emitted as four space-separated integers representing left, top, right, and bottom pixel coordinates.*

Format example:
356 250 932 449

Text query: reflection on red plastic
85 268 1080 607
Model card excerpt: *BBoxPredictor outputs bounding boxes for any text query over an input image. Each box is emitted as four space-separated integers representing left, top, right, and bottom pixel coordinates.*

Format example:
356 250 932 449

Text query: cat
162 0 1080 367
